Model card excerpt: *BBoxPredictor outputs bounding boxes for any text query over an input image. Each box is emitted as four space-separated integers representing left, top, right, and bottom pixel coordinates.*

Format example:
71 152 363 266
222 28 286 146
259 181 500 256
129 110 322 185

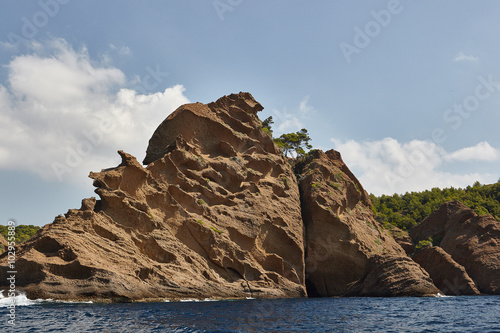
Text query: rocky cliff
0 92 463 301
298 150 439 296
412 246 480 295
0 93 305 301
410 201 500 295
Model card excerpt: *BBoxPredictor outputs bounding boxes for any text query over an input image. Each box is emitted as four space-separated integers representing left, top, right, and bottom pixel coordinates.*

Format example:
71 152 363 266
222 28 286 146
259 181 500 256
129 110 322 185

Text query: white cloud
331 137 497 195
102 44 133 65
109 44 132 56
453 51 479 63
0 39 189 187
277 115 303 132
299 95 315 115
0 41 17 51
273 95 316 133
8 40 126 105
446 141 500 162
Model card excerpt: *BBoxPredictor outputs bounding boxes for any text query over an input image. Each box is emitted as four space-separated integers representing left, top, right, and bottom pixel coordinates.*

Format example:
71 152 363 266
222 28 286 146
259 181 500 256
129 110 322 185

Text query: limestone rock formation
298 150 439 297
412 246 480 295
0 92 448 301
410 201 500 294
0 93 306 301
345 254 441 297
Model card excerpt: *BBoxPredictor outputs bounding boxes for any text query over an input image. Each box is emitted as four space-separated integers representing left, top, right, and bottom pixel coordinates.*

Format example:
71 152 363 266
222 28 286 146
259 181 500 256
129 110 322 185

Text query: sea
1 292 499 332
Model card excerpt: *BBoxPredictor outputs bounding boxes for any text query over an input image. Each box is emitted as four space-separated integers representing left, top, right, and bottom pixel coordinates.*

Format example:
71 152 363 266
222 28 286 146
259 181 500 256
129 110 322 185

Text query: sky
1 1 500 227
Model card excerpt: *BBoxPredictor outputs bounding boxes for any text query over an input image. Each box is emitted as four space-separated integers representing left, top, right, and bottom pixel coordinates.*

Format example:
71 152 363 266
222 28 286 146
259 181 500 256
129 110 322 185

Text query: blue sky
1 1 500 227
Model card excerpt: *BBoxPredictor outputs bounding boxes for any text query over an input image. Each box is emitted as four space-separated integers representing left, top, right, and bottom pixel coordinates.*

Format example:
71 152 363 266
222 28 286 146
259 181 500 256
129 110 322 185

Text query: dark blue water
3 296 500 332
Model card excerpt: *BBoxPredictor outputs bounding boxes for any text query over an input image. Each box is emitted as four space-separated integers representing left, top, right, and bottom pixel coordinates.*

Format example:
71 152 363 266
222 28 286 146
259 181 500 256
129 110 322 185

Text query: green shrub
333 172 345 182
415 238 433 251
329 181 341 190
210 226 222 234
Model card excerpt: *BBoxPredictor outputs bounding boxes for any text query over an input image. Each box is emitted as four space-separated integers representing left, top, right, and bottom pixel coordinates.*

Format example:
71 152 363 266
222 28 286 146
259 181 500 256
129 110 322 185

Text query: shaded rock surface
389 227 415 256
345 255 440 297
412 246 480 295
410 201 500 295
0 93 306 301
298 150 439 297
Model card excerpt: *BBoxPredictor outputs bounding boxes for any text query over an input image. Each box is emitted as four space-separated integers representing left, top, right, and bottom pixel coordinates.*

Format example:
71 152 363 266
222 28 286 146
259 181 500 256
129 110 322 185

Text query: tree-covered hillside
0 225 40 245
370 181 500 231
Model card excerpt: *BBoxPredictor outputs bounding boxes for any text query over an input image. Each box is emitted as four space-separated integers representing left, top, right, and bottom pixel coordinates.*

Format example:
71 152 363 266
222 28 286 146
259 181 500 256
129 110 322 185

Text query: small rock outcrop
298 150 439 297
412 246 480 295
0 93 306 301
410 201 500 295
345 254 441 297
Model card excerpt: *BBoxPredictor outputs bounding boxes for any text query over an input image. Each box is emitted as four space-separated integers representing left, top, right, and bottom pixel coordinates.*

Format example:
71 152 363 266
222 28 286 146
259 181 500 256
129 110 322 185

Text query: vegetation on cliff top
263 116 313 158
0 224 40 244
263 116 500 234
0 224 40 253
371 181 500 231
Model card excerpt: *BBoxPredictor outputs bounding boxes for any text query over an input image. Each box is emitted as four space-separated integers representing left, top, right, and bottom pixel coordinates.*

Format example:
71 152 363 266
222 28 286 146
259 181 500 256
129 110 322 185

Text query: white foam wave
0 291 93 307
0 291 45 307
179 298 219 302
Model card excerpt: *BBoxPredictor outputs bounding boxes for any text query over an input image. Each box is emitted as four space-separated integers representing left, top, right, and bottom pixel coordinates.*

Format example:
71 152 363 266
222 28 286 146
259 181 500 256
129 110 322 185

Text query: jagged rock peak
208 92 264 115
143 92 268 165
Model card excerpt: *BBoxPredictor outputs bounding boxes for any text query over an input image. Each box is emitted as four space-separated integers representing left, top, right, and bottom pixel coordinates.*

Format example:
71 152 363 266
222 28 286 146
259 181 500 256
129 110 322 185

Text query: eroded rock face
412 246 480 295
389 227 415 256
345 255 440 297
299 150 439 297
0 93 306 301
410 201 500 295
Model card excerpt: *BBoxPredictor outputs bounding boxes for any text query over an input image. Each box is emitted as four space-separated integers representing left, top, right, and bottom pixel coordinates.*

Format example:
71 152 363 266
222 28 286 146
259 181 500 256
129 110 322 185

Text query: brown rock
389 227 415 256
410 201 500 295
0 92 449 301
345 255 440 297
0 93 306 301
299 149 439 296
412 246 480 295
